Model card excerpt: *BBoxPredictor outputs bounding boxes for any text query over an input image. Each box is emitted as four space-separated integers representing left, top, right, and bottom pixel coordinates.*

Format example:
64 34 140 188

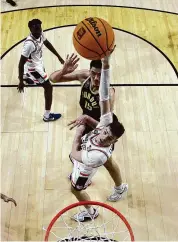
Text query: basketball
73 17 115 60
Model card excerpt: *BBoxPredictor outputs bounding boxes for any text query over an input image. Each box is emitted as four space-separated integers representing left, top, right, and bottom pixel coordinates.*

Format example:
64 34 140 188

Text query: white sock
44 110 50 118
115 184 123 191
87 206 95 215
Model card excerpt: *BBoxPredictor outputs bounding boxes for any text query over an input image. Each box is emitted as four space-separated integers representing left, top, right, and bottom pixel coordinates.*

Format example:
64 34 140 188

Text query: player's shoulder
22 38 36 52
78 69 90 82
24 35 35 45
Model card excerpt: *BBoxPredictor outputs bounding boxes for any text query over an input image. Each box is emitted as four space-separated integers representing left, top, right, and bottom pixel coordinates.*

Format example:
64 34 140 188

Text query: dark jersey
79 77 101 121
79 77 118 136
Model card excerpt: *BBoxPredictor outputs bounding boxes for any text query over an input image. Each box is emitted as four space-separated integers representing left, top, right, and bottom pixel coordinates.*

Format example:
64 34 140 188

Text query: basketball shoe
107 183 128 202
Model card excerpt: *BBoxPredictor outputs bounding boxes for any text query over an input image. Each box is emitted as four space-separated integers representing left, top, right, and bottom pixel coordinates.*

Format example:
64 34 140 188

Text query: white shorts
70 155 98 191
23 62 48 85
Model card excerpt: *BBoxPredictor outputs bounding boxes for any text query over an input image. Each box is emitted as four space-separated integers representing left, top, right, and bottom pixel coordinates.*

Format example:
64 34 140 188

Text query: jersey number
85 101 92 111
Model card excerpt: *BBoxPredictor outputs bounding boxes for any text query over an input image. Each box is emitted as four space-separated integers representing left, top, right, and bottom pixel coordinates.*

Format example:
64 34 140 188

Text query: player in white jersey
50 55 125 196
68 51 128 222
17 19 64 122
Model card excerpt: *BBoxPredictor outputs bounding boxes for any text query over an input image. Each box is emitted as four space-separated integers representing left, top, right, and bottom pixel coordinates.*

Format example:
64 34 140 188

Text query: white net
44 201 134 242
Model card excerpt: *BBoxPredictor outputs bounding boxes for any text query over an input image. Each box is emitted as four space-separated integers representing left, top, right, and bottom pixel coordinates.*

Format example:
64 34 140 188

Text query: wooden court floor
1 0 178 241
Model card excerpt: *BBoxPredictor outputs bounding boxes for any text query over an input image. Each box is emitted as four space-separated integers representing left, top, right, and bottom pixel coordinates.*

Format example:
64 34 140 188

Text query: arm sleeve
82 150 108 168
21 41 36 58
96 112 113 128
99 68 110 101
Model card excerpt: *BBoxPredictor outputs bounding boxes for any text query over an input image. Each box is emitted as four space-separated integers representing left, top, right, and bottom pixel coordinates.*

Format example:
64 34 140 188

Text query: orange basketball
73 17 115 60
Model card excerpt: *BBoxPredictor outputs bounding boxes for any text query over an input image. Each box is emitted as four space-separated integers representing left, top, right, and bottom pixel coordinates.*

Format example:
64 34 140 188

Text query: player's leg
29 68 61 122
104 157 128 201
70 158 98 222
104 156 122 186
42 80 62 121
70 186 99 222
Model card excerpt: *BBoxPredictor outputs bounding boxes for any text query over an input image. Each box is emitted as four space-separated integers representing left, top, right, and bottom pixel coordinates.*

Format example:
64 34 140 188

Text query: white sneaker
72 208 99 222
107 183 128 202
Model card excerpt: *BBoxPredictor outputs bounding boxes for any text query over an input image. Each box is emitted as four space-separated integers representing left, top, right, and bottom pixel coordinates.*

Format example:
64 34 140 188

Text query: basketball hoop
44 201 134 241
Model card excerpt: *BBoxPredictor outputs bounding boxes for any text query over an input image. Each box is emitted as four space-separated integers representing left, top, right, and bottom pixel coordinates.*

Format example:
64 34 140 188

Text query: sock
87 206 95 215
115 184 123 192
44 110 50 118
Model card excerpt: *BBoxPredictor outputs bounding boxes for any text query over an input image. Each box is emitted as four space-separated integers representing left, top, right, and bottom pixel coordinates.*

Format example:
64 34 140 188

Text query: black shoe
43 113 62 122
6 0 17 6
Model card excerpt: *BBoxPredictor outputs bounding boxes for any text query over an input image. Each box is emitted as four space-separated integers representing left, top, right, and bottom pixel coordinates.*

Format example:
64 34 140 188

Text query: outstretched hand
17 82 25 93
62 53 80 75
68 115 88 130
101 44 116 63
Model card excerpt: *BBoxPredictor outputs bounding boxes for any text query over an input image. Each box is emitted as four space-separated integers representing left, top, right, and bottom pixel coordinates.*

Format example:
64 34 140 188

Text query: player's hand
1 194 17 207
62 53 80 75
101 44 116 63
68 115 88 130
17 82 25 93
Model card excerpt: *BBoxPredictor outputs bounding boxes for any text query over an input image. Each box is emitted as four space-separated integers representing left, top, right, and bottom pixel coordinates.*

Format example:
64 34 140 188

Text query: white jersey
22 33 46 70
81 126 113 168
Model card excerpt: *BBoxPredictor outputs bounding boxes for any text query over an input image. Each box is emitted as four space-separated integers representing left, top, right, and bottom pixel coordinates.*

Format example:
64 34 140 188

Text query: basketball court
1 0 178 241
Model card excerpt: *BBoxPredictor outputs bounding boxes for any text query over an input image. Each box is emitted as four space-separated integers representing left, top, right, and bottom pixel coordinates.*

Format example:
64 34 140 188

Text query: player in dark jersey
50 55 116 133
49 54 124 201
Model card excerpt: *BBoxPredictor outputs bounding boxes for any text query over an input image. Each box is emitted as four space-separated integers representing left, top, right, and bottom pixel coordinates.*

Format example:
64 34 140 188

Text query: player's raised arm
96 53 114 128
99 56 111 116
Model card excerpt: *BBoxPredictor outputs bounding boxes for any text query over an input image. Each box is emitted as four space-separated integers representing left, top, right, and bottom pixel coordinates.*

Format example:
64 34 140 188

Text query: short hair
109 120 125 139
90 60 102 69
28 19 42 29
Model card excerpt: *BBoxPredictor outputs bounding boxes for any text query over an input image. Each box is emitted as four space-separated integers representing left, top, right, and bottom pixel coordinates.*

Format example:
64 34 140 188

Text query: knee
71 185 80 195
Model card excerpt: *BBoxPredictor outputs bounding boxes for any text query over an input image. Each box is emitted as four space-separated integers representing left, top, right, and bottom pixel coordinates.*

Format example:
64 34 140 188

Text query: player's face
90 67 101 89
30 24 42 39
97 126 118 146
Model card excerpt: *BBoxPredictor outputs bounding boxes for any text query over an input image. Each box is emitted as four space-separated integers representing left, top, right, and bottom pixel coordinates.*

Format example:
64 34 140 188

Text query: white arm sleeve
82 150 108 168
99 68 110 101
21 41 35 58
96 112 113 128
